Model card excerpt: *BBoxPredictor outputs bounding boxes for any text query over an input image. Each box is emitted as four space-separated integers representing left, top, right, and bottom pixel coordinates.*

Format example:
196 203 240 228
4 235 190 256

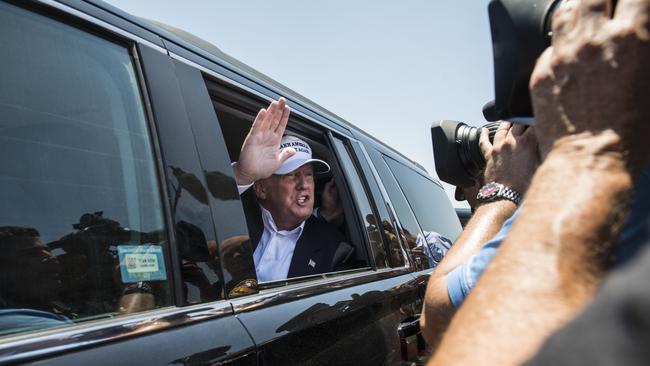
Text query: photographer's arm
430 0 650 364
421 123 538 349
419 199 516 347
431 136 636 366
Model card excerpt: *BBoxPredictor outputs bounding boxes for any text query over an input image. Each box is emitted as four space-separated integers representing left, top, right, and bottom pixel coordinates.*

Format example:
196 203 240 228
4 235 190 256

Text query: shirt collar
260 206 305 236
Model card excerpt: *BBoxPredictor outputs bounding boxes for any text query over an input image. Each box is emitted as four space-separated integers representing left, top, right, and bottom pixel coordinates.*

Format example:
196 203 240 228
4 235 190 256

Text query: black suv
0 1 461 365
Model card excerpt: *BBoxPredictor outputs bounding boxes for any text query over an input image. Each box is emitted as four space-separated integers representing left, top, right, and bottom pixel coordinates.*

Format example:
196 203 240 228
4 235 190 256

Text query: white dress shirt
253 207 305 282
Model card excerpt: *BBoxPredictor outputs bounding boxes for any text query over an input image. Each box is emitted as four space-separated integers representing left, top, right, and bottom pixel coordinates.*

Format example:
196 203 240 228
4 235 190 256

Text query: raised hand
233 97 295 185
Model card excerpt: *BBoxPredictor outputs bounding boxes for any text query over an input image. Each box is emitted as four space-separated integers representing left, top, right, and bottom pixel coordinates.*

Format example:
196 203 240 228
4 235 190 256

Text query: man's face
455 180 481 211
255 164 315 230
2 236 62 303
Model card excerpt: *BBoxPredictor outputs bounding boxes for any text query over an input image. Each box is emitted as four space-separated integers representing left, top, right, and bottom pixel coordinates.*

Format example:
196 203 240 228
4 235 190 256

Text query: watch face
478 182 500 200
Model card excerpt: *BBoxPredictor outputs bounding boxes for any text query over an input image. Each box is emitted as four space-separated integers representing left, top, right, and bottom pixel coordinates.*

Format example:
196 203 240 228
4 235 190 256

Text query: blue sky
105 0 494 207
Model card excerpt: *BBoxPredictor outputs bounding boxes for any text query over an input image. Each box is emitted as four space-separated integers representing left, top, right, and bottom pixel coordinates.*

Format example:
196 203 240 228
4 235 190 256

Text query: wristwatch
476 182 522 205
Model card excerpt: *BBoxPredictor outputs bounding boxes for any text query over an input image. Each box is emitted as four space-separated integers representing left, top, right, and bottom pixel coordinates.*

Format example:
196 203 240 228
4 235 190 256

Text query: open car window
203 80 372 286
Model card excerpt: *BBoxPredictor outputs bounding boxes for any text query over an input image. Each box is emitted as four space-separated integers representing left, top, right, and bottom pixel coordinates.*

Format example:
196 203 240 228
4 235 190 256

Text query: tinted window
374 158 431 270
333 138 389 269
0 3 172 336
383 156 462 253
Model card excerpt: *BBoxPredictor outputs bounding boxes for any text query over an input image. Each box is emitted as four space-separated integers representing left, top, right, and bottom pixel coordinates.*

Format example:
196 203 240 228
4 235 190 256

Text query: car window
383 156 462 248
0 2 173 337
372 156 432 270
332 137 389 269
203 82 370 286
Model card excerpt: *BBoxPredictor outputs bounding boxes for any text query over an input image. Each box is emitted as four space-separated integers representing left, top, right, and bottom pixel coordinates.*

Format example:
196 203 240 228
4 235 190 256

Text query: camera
431 120 500 187
432 0 570 188
484 0 568 122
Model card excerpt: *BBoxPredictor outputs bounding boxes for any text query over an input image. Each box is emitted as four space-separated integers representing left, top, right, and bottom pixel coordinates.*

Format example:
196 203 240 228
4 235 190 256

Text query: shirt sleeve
238 183 253 195
231 161 254 195
446 206 522 308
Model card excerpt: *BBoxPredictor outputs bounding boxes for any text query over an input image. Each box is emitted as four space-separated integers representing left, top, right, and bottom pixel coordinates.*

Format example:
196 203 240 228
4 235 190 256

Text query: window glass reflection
0 2 172 337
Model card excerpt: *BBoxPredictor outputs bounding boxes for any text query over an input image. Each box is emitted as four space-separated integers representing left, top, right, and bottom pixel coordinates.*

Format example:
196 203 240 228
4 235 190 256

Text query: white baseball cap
274 135 330 175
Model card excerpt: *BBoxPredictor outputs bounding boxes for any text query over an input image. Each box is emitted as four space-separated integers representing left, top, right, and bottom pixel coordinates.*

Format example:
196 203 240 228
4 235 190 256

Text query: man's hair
0 226 40 239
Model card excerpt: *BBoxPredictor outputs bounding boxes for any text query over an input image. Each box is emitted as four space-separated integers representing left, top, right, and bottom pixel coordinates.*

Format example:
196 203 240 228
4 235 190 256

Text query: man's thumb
278 147 296 163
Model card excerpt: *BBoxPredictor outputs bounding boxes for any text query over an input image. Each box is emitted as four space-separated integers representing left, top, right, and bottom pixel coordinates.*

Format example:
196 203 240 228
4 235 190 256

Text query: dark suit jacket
243 192 355 278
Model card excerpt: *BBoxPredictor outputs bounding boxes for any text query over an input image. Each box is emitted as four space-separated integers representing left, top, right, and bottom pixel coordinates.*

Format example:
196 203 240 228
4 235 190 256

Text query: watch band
476 182 522 205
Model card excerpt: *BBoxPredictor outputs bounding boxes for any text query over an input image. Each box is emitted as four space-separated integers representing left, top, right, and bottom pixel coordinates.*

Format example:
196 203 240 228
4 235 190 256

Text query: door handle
398 316 421 338
398 316 423 362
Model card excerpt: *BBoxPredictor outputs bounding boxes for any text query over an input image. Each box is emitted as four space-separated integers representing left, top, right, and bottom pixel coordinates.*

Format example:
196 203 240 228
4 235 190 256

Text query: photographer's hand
431 0 650 365
531 0 650 174
420 121 538 350
480 121 540 195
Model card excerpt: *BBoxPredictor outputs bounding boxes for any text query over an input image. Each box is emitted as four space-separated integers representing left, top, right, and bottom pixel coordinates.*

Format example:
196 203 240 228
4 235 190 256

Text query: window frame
201 78 381 290
0 0 213 361
0 0 181 323
382 154 462 243
347 140 412 269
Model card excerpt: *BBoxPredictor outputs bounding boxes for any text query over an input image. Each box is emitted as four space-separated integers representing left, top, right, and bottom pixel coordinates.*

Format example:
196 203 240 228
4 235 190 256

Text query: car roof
85 0 431 176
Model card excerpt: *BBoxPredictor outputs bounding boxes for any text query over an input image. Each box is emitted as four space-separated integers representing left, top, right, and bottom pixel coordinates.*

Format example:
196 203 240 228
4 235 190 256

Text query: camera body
432 0 568 188
484 0 562 121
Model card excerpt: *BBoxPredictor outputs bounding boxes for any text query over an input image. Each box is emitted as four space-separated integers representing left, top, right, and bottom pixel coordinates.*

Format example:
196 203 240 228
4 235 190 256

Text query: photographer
421 120 540 348
429 0 650 364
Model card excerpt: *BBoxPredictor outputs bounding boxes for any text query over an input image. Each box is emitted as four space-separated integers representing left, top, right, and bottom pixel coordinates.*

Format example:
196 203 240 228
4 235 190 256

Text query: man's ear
253 181 267 200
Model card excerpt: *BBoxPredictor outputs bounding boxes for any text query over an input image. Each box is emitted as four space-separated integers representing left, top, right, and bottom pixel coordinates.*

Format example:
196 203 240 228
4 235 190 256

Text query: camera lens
456 122 500 181
431 120 501 188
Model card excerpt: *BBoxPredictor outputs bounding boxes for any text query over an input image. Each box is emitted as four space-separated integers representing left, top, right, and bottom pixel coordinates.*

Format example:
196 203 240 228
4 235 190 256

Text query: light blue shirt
447 166 650 308
447 207 519 308
416 231 453 267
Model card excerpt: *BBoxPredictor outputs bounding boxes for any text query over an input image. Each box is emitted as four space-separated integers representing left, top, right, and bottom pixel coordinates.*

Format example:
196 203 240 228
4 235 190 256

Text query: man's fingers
551 0 580 46
479 127 493 159
580 0 613 20
265 100 279 129
276 104 290 134
268 98 285 133
492 121 511 146
251 108 267 134
615 0 650 32
579 0 612 37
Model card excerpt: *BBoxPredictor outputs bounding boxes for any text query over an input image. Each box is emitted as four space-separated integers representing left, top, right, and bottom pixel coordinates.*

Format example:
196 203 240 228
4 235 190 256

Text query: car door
0 1 256 365
230 133 422 366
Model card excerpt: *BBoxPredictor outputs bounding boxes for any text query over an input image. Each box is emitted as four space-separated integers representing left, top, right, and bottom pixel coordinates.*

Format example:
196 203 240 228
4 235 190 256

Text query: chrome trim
231 267 411 314
36 0 167 54
353 141 411 268
169 52 336 132
0 302 232 365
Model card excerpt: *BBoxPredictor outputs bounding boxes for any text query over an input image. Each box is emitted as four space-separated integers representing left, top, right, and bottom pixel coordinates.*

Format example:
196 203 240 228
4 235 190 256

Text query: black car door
165 47 425 362
0 1 256 365
228 132 422 365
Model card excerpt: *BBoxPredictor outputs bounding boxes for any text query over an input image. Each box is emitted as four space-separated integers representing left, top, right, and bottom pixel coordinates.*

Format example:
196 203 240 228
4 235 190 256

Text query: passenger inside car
208 96 368 282
0 218 175 336
228 98 357 282
0 226 72 335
